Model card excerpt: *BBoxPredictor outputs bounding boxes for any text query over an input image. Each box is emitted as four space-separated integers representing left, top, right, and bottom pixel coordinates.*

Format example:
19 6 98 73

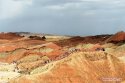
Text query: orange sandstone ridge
0 32 124 83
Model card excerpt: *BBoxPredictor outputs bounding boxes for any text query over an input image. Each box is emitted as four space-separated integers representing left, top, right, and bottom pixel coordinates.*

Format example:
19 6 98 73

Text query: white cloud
46 5 65 10
45 2 83 10
44 0 125 11
82 10 96 16
0 0 32 20
80 0 125 5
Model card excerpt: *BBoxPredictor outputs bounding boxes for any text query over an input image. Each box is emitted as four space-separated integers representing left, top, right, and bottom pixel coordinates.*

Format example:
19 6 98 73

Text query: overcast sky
0 0 125 36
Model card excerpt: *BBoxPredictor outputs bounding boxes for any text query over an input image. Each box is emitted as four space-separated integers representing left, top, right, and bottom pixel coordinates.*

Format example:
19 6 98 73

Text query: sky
0 0 125 36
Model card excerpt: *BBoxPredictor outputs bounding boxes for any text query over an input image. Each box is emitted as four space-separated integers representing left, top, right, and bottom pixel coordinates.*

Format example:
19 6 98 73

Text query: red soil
55 35 111 47
107 31 125 42
0 32 23 39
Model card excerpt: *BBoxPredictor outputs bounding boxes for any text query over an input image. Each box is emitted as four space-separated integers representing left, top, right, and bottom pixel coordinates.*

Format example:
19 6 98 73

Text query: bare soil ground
0 32 125 83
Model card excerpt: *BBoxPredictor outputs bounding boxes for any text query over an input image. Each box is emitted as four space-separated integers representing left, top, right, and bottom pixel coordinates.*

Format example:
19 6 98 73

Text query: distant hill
106 31 125 43
0 32 23 39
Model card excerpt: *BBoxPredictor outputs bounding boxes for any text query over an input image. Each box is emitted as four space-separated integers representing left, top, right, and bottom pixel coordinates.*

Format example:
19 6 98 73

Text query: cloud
1 0 125 35
0 0 32 20
45 5 66 10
